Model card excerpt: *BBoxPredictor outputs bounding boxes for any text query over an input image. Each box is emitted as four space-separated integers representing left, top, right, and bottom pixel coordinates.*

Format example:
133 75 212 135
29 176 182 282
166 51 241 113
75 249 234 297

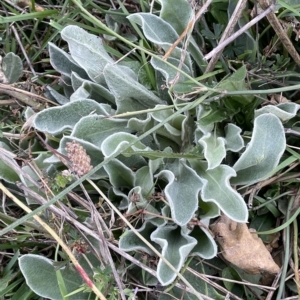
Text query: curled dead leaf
210 214 280 275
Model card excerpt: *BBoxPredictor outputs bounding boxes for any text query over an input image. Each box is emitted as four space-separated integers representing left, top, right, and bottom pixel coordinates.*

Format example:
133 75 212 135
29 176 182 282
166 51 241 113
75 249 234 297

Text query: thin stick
11 25 36 76
204 4 275 61
205 0 248 73
162 0 213 61
258 0 300 66
87 179 205 300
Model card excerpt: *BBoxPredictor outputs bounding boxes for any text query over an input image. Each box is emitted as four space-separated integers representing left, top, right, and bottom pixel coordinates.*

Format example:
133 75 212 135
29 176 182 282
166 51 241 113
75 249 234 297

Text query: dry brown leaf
270 94 290 104
210 214 280 275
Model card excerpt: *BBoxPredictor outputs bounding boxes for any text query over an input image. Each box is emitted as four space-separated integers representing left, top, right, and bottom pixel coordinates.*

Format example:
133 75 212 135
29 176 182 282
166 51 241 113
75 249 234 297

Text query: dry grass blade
204 4 275 60
258 0 300 66
0 181 108 300
205 0 248 73
0 83 56 110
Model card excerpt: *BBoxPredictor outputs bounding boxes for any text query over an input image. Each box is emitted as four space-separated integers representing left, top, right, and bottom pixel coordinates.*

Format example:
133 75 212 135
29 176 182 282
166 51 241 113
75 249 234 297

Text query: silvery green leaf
224 123 244 152
70 115 131 148
101 132 151 157
103 14 120 41
151 106 186 145
119 60 153 89
156 160 202 226
20 153 53 204
127 187 161 224
190 161 248 222
127 13 179 51
255 102 300 122
109 187 129 209
104 158 135 188
2 52 23 83
190 226 217 259
159 0 207 71
119 221 158 255
198 133 226 170
103 64 164 114
151 56 193 83
127 186 147 212
70 85 90 101
196 105 215 135
70 73 115 105
45 86 69 105
33 99 109 135
159 0 194 35
134 166 155 196
48 42 88 79
61 75 74 99
147 204 170 227
61 25 114 84
128 114 153 132
0 142 20 183
149 157 164 175
151 225 197 286
199 200 220 221
232 113 286 185
19 254 87 300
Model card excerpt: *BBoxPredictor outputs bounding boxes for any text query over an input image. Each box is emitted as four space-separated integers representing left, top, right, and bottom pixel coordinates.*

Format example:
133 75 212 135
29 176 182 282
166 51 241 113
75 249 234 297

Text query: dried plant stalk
259 0 300 66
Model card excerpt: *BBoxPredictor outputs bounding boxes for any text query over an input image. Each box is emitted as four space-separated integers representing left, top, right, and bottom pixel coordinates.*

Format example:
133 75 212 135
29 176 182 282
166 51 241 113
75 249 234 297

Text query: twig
11 25 36 76
204 4 275 61
258 0 300 66
205 0 248 73
162 0 213 61
0 83 56 110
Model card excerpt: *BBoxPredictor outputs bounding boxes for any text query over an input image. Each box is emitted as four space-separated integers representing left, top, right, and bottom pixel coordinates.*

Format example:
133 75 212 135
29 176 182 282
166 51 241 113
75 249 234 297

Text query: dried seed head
65 140 92 177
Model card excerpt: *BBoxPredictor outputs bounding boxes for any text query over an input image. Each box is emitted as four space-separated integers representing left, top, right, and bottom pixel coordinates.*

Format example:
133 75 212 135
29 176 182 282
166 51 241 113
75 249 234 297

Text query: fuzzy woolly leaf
19 254 87 300
134 166 155 196
103 64 164 114
159 0 194 35
232 114 286 185
61 25 113 84
104 159 135 188
70 73 115 105
70 115 131 147
48 43 88 79
2 52 23 83
190 161 248 222
151 225 197 286
151 56 192 83
225 123 244 152
45 86 69 105
198 134 226 170
128 13 179 50
33 100 110 135
0 143 20 183
255 102 300 122
119 222 158 255
101 132 150 157
190 226 217 259
156 160 202 226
